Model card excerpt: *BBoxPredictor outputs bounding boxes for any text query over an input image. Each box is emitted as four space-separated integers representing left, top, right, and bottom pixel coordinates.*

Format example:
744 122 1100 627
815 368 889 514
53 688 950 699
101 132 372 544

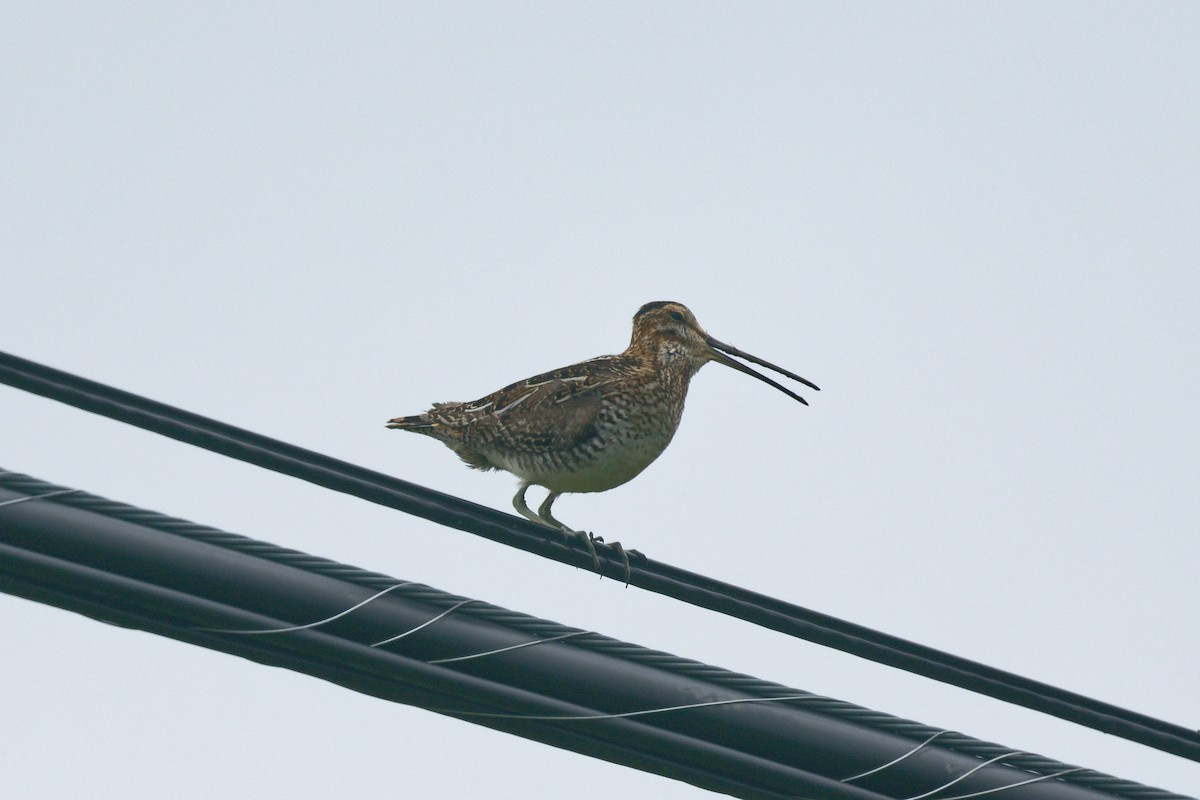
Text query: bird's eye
668 310 684 322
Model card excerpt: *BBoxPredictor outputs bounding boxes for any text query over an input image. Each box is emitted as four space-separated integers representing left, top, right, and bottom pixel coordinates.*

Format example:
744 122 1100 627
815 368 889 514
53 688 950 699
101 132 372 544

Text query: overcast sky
2 3 1198 798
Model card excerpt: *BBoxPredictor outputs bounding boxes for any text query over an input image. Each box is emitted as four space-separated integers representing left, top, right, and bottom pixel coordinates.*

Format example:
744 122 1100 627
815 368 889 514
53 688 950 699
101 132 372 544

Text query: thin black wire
2 349 1198 764
1 468 1191 800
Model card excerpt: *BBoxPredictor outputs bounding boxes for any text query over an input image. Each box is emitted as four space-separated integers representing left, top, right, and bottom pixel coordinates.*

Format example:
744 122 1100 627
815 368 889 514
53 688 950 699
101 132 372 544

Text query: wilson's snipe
387 301 818 578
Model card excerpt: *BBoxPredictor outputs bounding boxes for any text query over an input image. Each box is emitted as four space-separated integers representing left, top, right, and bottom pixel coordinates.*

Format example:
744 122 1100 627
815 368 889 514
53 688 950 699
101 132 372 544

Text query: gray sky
2 3 1198 797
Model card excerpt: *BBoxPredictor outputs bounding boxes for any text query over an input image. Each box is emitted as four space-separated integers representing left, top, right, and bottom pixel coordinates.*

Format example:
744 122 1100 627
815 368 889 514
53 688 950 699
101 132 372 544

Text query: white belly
502 424 677 494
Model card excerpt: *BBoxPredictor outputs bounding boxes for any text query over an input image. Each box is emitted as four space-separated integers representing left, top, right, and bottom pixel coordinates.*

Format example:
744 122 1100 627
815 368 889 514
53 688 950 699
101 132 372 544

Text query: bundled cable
0 468 1191 800
1 349 1198 764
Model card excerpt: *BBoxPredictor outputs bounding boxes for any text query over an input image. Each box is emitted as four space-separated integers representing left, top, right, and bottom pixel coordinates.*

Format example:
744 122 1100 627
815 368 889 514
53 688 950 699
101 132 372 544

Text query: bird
386 301 818 579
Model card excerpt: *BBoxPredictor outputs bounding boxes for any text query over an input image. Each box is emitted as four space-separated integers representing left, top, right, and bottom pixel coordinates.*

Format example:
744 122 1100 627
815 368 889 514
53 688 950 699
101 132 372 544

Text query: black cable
1 469 1191 800
2 349 1198 764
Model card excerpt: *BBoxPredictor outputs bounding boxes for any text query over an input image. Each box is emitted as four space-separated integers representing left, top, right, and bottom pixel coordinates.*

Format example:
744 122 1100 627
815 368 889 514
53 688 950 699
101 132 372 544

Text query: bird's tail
386 413 433 430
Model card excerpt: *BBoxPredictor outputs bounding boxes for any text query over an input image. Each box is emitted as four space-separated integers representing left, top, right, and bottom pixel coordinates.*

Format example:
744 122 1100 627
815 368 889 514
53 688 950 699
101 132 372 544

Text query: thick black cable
2 349 1198 764
0 470 1192 800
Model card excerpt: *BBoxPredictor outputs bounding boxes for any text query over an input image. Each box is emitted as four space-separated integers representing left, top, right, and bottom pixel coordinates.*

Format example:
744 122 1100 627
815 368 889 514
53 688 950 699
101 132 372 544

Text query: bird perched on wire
387 301 818 579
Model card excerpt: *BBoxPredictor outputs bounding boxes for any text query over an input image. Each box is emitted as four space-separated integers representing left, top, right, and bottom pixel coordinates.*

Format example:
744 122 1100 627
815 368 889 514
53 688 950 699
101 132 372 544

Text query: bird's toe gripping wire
513 484 635 583
536 489 602 572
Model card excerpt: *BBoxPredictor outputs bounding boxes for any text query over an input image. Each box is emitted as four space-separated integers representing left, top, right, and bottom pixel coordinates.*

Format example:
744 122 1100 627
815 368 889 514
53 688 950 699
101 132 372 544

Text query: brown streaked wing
458 356 627 453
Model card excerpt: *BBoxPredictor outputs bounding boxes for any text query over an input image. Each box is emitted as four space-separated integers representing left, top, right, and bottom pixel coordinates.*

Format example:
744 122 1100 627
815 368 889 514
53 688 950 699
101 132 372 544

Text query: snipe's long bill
386 301 818 580
704 335 819 405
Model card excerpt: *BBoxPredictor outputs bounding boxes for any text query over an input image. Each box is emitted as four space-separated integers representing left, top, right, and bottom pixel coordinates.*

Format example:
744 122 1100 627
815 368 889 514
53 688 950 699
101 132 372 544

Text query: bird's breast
510 389 686 493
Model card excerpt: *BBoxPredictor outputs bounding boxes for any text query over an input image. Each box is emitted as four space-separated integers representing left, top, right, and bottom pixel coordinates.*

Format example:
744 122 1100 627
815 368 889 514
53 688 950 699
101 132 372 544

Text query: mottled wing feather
428 356 628 456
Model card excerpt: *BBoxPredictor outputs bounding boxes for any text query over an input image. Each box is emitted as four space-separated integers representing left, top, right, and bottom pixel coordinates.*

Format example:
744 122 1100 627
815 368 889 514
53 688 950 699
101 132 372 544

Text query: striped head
630 301 819 405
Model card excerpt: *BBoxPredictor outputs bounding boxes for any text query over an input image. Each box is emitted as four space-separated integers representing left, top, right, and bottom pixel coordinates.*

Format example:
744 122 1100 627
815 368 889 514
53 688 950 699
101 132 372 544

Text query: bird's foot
559 526 602 571
547 520 641 585
587 534 641 586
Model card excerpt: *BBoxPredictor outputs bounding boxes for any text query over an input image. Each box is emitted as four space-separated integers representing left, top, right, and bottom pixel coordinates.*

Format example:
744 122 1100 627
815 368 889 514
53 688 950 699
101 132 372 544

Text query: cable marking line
433 692 830 721
371 599 477 647
427 630 592 664
934 768 1086 800
841 730 951 782
902 752 1024 800
0 488 82 508
193 582 412 634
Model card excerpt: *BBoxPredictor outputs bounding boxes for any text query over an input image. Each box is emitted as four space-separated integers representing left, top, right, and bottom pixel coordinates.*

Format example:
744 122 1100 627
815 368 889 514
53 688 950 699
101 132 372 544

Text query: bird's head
630 301 819 405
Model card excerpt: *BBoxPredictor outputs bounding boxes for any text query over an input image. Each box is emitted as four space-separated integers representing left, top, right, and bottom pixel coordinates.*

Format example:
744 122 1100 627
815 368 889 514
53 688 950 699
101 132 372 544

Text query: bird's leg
512 482 544 525
537 491 602 571
517 486 636 583
538 493 639 584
